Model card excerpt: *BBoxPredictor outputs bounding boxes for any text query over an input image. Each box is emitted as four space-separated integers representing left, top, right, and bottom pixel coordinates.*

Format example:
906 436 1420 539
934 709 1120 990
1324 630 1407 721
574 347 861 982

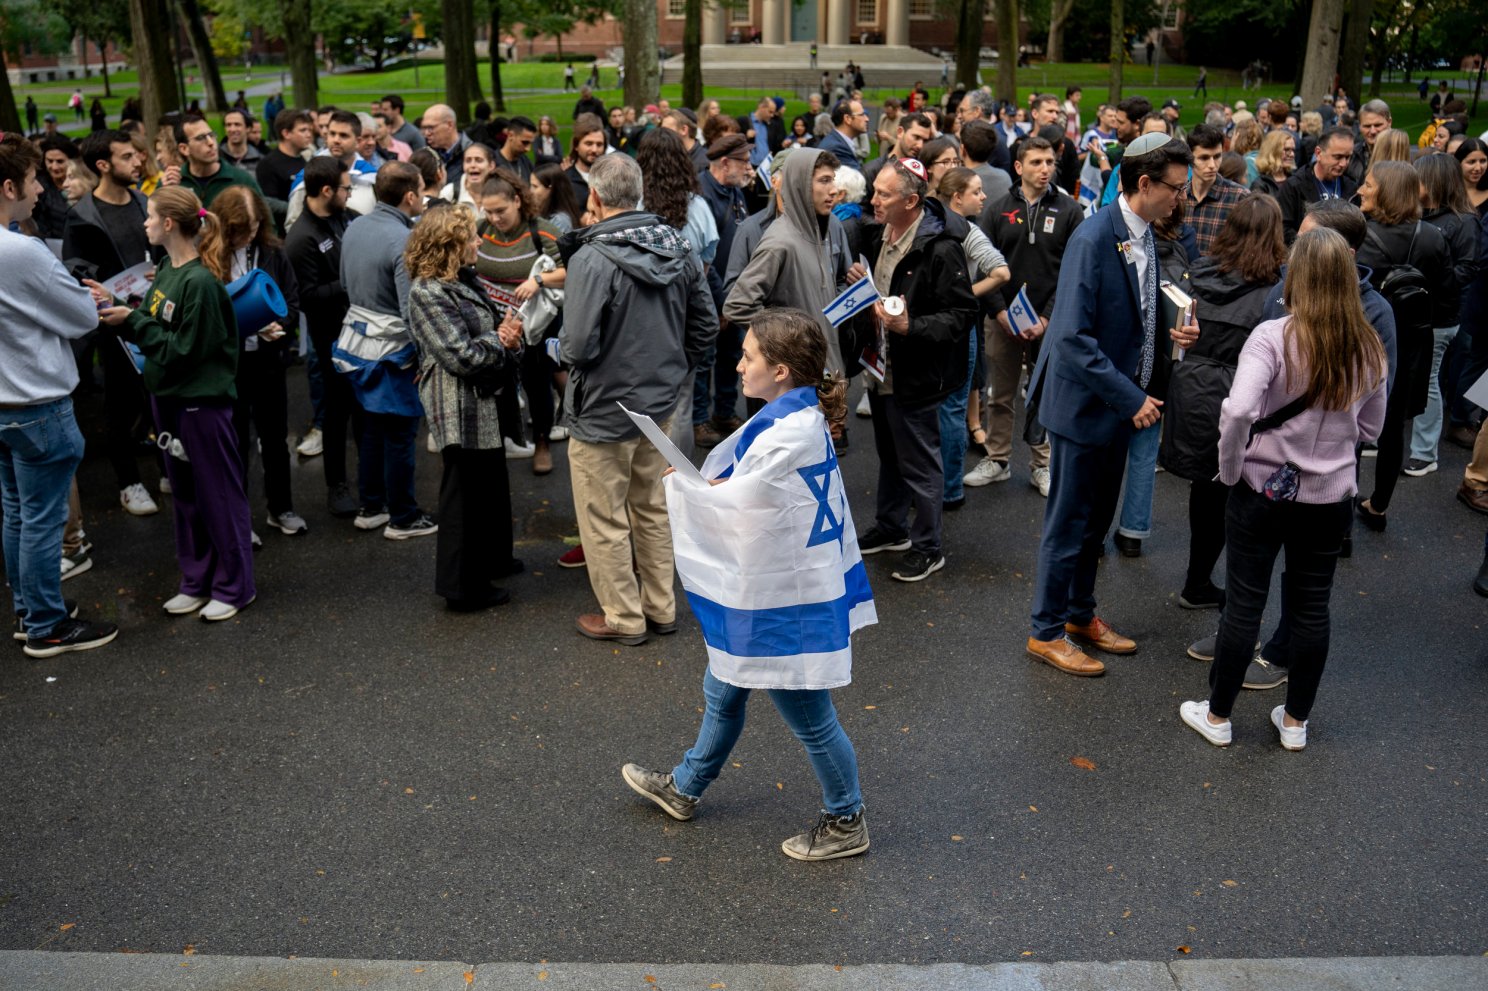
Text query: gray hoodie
723 149 850 373
560 211 718 443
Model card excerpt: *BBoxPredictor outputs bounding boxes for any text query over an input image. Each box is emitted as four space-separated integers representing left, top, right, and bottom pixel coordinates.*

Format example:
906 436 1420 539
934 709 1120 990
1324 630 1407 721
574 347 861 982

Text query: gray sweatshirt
0 227 100 405
340 203 414 323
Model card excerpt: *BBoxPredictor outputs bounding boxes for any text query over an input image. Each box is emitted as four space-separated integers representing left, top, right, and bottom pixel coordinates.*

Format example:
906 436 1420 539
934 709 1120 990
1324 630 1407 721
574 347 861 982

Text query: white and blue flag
664 387 877 690
1005 283 1041 337
823 275 880 328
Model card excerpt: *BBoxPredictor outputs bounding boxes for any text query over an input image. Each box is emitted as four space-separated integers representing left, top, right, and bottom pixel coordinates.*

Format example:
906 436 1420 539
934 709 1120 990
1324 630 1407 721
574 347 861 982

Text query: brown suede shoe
1065 617 1137 654
694 422 722 447
1026 636 1105 677
1458 480 1488 516
576 613 648 646
532 442 553 476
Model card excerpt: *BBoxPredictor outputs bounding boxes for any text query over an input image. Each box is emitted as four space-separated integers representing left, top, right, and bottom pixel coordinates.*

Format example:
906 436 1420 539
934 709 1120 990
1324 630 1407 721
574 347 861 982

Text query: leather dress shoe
1065 616 1137 654
1458 481 1488 516
1025 636 1105 677
1113 534 1142 557
1448 423 1479 449
576 613 648 645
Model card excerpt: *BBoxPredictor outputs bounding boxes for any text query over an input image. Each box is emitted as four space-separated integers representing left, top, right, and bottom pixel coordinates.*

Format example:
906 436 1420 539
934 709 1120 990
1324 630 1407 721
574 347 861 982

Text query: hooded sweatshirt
723 149 849 373
559 210 719 443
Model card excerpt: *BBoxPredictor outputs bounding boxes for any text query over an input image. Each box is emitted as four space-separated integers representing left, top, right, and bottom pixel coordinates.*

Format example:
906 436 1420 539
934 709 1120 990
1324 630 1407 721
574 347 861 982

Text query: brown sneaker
532 442 553 476
576 612 648 646
1458 480 1488 516
694 422 722 447
1026 636 1105 676
1065 617 1137 654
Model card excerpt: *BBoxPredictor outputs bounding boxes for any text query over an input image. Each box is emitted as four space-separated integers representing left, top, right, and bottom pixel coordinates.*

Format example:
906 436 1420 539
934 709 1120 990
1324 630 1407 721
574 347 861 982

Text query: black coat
1422 207 1481 326
62 189 158 281
1357 218 1453 416
284 208 352 332
1161 256 1274 482
845 199 980 407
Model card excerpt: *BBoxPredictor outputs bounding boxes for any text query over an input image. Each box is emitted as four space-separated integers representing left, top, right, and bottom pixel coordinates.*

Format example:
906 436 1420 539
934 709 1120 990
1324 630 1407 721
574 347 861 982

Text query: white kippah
1125 132 1174 157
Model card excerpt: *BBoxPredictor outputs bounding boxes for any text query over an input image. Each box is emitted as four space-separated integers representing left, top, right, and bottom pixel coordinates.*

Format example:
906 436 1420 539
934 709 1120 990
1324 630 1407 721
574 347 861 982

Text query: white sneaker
504 437 536 459
963 456 1010 487
267 511 308 536
164 593 209 615
1030 465 1051 497
296 427 324 458
548 425 570 442
855 392 872 418
158 477 172 495
60 552 93 581
1271 705 1307 751
120 483 159 516
199 596 253 622
1180 700 1232 747
426 431 440 454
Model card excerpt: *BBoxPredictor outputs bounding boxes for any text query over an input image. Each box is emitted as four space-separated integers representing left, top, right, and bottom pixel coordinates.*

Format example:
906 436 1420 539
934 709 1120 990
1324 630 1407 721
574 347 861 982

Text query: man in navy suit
1025 133 1200 677
817 100 866 172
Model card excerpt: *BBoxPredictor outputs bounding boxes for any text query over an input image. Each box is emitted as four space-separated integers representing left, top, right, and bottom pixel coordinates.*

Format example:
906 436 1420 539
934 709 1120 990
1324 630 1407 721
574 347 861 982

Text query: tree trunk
952 0 982 90
443 0 474 118
1402 21 1418 83
682 0 702 107
1107 0 1123 102
994 0 1016 104
81 32 90 79
1045 0 1073 64
463 0 483 107
489 0 505 112
0 54 21 133
279 0 318 109
622 0 659 109
100 36 113 98
1298 0 1345 109
129 0 180 126
1337 0 1371 104
175 0 228 112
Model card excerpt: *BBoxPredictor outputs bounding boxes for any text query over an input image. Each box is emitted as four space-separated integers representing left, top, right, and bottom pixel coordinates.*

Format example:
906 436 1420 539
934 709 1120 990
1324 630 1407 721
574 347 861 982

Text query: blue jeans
357 411 421 525
672 667 863 817
1409 325 1458 463
0 398 85 636
938 328 978 502
306 329 326 430
1117 419 1161 539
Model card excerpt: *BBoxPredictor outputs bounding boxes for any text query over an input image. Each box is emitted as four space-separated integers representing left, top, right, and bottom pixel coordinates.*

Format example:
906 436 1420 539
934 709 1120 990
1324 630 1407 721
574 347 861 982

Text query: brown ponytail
748 307 845 423
151 185 206 239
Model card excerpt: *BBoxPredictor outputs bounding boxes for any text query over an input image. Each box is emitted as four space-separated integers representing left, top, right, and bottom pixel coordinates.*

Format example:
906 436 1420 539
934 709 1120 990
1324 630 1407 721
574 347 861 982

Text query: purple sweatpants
154 398 257 607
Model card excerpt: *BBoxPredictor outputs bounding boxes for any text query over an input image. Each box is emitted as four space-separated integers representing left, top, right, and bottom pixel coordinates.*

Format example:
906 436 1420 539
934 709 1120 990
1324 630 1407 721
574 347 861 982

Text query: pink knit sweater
1217 317 1388 504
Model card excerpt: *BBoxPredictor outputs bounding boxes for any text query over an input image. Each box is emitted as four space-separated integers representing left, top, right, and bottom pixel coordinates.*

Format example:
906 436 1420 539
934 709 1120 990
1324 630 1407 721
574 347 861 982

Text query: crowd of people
3 74 1486 855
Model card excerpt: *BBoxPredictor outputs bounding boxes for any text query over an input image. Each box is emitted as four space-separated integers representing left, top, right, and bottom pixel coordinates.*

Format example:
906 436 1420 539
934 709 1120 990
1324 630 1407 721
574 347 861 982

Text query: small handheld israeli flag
1005 283 1041 337
664 387 877 690
823 275 880 328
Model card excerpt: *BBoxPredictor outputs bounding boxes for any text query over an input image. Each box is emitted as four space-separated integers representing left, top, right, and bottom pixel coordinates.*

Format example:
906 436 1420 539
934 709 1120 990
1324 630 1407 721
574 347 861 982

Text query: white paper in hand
1465 368 1488 413
619 403 707 485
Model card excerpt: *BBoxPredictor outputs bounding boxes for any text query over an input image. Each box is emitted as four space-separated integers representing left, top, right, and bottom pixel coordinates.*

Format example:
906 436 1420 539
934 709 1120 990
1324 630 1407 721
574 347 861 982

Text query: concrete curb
1 952 1484 990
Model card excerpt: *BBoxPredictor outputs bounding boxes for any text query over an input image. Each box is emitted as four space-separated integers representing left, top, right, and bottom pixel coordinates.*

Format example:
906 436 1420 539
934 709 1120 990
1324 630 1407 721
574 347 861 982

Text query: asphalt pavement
1 382 1485 974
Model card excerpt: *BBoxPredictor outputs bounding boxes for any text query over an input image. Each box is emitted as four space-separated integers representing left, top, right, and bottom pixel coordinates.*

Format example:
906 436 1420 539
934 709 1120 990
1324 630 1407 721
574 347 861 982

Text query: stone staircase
659 43 944 92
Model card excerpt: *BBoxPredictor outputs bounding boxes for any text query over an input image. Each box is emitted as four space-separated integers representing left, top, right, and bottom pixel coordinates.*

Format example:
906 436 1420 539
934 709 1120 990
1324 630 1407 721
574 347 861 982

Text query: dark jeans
1365 390 1409 512
308 322 360 487
357 411 421 525
232 347 293 516
693 322 743 425
867 390 945 556
1448 320 1488 426
1185 478 1230 594
1207 483 1350 722
521 344 557 440
100 330 149 489
435 445 512 602
1029 425 1130 641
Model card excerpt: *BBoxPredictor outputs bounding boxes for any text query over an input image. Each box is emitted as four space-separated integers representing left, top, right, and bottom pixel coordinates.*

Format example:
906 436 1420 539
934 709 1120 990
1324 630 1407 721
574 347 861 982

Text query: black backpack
1366 222 1431 347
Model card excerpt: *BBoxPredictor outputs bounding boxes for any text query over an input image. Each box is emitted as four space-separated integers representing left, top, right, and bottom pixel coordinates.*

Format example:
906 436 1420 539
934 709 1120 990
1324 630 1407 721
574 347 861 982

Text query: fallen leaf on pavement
182 945 195 956
59 924 75 932
1177 946 1191 954
1222 880 1237 887
655 856 672 863
1070 756 1096 771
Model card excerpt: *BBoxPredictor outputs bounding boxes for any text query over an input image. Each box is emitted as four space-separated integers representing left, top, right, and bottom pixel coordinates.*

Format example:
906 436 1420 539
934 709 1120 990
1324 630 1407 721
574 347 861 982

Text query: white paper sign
105 261 155 307
618 403 706 485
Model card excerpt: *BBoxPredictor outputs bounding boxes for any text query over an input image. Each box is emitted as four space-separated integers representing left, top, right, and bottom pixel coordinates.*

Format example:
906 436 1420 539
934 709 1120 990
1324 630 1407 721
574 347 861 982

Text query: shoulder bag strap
1248 395 1310 442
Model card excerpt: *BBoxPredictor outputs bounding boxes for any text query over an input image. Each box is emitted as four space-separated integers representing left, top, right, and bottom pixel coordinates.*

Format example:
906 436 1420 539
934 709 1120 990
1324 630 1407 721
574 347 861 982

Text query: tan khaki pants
568 429 676 636
1465 419 1488 487
985 319 1050 469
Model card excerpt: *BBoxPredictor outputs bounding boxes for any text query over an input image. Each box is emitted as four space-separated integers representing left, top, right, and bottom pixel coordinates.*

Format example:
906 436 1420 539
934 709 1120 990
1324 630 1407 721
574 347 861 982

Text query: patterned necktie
1139 224 1158 390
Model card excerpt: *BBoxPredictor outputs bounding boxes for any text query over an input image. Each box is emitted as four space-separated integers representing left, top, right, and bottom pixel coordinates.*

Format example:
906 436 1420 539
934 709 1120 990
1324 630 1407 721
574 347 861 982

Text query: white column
762 0 785 44
703 3 727 44
885 0 908 47
827 0 850 45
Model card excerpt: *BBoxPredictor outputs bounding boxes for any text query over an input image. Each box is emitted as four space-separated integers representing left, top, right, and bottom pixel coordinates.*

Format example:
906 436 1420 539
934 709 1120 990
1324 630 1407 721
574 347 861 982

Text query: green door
791 0 817 42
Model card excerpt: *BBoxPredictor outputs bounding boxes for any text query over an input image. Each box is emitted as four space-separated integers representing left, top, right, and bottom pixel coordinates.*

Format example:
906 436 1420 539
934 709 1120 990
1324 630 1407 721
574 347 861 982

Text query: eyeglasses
1154 177 1190 195
935 156 962 168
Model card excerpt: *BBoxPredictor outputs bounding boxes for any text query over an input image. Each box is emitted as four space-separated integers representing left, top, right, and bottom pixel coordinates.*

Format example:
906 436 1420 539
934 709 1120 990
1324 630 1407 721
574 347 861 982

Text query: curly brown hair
199 184 281 283
636 127 698 230
404 203 476 282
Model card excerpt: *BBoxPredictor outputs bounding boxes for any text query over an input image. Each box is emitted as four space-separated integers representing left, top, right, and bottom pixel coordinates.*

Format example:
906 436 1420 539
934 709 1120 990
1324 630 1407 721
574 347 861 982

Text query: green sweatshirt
124 257 240 400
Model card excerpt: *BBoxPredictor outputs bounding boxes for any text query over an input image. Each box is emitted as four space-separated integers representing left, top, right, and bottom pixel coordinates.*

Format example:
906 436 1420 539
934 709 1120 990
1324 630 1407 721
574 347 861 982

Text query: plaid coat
407 274 517 451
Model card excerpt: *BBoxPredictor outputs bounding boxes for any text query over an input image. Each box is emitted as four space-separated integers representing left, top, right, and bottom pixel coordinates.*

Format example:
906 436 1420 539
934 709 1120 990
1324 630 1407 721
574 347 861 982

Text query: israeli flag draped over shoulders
664 386 877 691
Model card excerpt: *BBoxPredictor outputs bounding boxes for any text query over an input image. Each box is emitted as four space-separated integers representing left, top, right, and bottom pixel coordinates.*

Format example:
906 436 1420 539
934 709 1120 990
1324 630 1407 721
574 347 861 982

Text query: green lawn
13 55 1478 147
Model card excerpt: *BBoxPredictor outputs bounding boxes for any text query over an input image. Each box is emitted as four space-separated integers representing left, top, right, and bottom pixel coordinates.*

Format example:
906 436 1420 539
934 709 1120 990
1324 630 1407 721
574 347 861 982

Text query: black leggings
1185 478 1230 594
1366 391 1409 513
232 347 293 516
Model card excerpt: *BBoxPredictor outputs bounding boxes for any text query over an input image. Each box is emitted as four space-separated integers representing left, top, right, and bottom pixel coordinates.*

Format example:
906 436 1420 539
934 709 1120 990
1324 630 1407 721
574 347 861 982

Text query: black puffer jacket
1161 256 1275 482
1357 218 1452 416
1422 207 1481 326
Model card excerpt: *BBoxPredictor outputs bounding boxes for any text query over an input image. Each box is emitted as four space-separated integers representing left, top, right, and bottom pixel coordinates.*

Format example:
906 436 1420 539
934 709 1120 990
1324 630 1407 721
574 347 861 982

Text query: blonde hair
1281 228 1387 411
1299 111 1323 136
404 203 475 281
1253 130 1293 178
1230 118 1263 155
1371 128 1412 164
